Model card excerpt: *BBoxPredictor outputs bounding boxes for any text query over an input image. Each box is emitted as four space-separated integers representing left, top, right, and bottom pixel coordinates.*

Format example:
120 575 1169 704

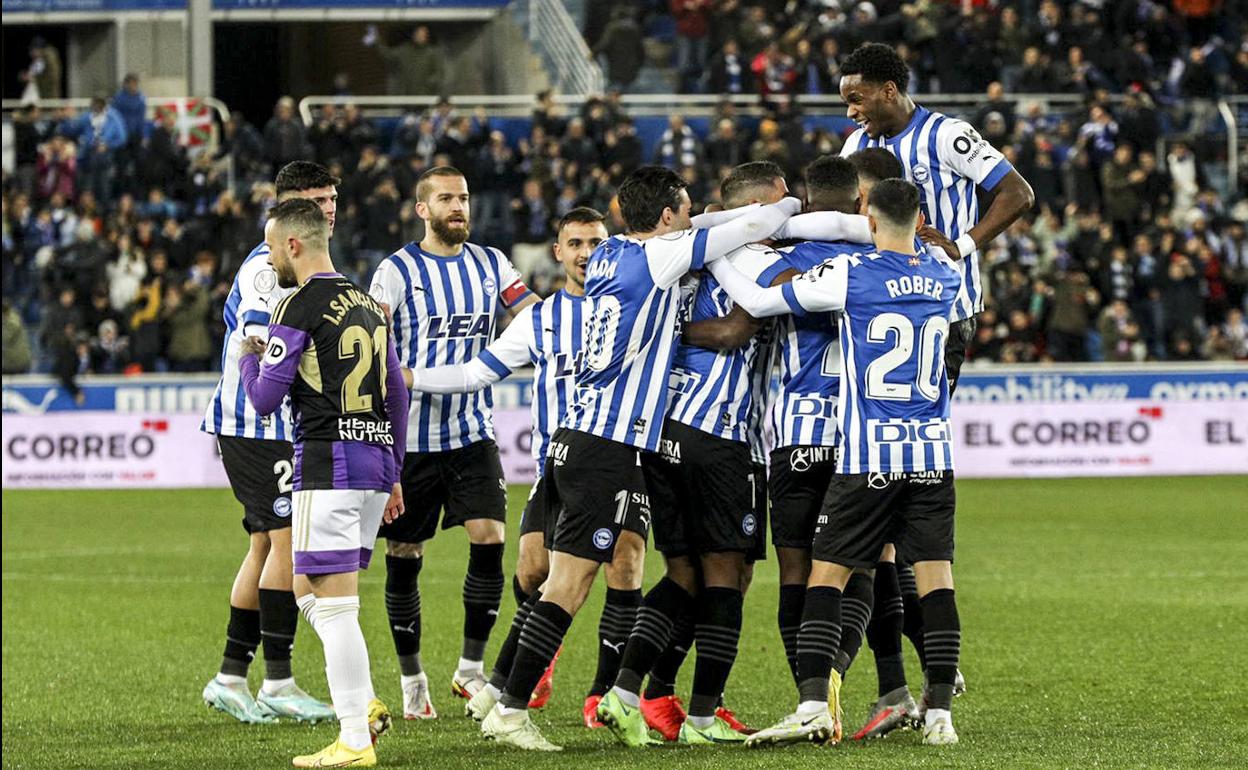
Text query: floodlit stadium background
3 2 1247 768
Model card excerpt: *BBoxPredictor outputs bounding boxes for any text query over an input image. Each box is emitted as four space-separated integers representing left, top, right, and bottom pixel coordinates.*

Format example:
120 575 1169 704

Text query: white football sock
260 677 294 695
214 673 247 687
925 707 952 727
610 686 640 709
457 656 484 674
296 594 320 635
796 699 828 717
317 595 373 751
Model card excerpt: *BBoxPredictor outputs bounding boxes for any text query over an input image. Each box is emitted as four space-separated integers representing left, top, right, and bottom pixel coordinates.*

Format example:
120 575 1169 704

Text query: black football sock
833 572 874 677
795 586 842 704
898 563 926 668
259 589 298 682
866 561 908 696
500 601 572 710
589 587 641 697
777 583 806 686
462 543 505 665
643 607 694 699
689 587 744 720
384 554 423 676
221 605 261 678
614 577 693 696
512 574 531 607
920 588 961 711
488 589 542 691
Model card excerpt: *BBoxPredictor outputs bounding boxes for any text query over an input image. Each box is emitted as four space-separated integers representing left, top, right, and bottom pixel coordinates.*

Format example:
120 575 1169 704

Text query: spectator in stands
510 178 554 283
654 114 700 169
366 24 445 96
341 103 379 169
13 105 52 197
2 301 33 375
672 0 712 93
708 39 751 95
751 41 797 99
1161 252 1203 354
1224 308 1248 359
90 318 130 374
1047 269 1099 362
703 118 744 180
35 136 77 203
309 104 348 167
263 96 309 173
1166 140 1203 222
1101 144 1146 245
474 130 519 247
106 232 147 313
162 279 211 372
601 118 643 181
358 175 402 281
1178 47 1220 133
58 96 128 206
560 119 600 175
748 118 790 176
1098 299 1144 362
217 112 265 185
20 37 62 101
1015 46 1057 93
113 74 147 196
593 6 646 92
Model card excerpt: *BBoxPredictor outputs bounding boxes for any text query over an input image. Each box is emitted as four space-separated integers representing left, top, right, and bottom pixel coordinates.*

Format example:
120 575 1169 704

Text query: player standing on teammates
710 179 967 747
368 166 539 719
613 161 796 745
837 42 1034 390
238 198 408 767
479 166 800 752
199 161 340 724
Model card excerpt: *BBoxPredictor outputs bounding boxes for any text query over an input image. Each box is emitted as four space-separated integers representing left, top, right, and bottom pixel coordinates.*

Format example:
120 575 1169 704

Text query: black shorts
546 429 651 563
746 461 768 564
379 439 507 544
643 420 758 558
945 317 977 395
218 435 295 533
768 445 838 549
813 471 956 569
520 474 556 549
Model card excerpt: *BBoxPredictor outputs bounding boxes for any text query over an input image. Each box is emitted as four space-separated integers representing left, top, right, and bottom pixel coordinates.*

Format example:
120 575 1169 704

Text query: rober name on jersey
885 275 947 300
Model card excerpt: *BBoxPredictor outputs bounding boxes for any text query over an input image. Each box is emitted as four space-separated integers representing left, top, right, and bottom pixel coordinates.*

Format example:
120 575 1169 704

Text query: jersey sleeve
237 251 283 337
787 256 850 313
368 257 409 315
839 129 866 157
239 313 310 416
727 243 790 287
773 211 872 244
491 247 535 308
937 118 1014 192
645 229 710 289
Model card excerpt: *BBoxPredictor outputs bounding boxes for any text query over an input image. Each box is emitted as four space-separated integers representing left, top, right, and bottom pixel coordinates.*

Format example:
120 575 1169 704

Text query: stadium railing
512 0 605 98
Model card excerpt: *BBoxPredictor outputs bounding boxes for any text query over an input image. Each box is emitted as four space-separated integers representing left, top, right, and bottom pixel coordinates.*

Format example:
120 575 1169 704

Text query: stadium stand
3 2 1247 385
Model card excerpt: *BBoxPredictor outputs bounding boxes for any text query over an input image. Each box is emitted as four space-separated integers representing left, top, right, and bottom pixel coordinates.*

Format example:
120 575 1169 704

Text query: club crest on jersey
742 514 757 536
911 165 931 184
254 268 277 293
592 527 615 550
427 313 491 339
483 277 497 295
273 498 292 518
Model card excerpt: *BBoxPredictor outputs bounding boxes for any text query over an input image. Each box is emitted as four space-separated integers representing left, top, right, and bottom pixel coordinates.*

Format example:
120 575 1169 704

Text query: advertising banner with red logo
949 401 1248 477
2 413 228 489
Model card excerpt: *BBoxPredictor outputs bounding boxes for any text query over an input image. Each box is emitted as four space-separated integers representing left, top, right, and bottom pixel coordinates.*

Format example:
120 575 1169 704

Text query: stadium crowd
4 6 1248 387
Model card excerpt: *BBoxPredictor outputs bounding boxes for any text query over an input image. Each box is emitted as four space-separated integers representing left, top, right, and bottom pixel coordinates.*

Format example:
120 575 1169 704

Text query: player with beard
369 167 538 720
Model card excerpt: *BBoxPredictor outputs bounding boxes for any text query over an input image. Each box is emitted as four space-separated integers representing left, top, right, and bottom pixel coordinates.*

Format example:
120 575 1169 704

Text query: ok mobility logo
953 371 1248 402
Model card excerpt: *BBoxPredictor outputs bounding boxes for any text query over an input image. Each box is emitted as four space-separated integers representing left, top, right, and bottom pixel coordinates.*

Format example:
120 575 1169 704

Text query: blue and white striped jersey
201 242 294 440
841 105 1014 321
776 248 963 473
668 245 788 447
745 321 776 465
475 290 583 475
369 242 532 452
768 239 867 450
565 230 709 451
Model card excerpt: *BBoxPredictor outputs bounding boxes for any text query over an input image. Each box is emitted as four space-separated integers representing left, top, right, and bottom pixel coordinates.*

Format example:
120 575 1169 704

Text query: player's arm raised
708 253 849 318
409 304 537 393
683 246 798 350
646 197 800 289
930 119 1034 261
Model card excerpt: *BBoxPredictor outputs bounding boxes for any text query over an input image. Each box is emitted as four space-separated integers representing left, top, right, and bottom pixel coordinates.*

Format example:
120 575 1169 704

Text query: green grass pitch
3 477 1247 769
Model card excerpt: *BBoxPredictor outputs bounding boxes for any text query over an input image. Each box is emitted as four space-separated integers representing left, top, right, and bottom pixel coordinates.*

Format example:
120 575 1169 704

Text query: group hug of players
197 43 1034 766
